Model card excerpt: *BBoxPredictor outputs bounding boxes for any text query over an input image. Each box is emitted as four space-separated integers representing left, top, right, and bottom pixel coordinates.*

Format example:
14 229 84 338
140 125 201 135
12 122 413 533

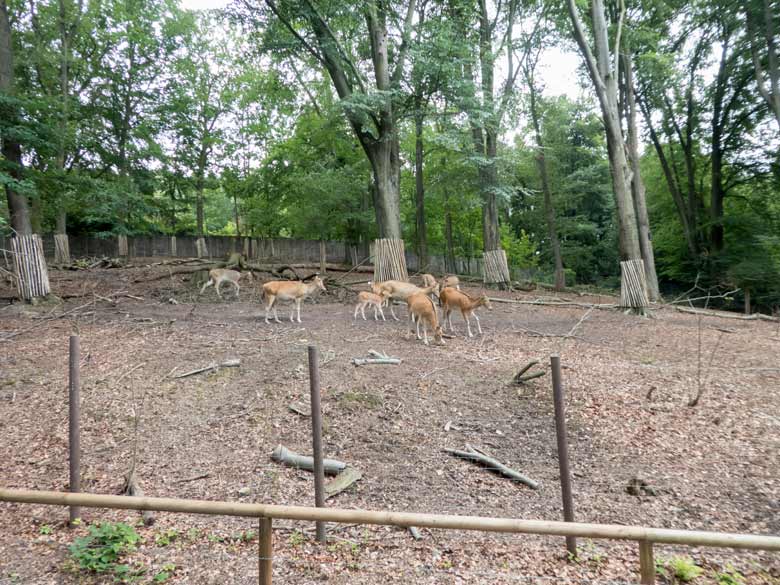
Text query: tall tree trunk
745 0 780 132
528 82 565 290
710 37 730 254
232 193 241 239
1 0 31 235
413 105 428 268
639 97 698 257
443 185 455 274
369 141 402 239
622 54 659 300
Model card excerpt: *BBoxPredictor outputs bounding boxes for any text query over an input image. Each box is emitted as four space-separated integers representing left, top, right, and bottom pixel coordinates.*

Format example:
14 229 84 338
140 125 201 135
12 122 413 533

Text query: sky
179 0 585 101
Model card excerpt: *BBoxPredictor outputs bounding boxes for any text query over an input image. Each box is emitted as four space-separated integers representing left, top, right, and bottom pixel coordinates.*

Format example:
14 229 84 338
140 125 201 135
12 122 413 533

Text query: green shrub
68 521 142 582
668 556 703 582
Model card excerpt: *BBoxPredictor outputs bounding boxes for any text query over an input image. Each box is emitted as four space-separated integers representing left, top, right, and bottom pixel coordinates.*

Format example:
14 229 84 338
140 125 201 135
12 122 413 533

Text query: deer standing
406 292 445 345
262 276 327 324
199 269 250 299
440 287 492 337
354 290 389 321
372 281 440 321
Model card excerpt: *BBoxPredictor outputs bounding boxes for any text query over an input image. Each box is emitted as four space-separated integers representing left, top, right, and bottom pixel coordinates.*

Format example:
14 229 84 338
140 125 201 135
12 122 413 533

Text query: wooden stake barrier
117 235 128 257
619 259 649 309
483 249 510 284
10 234 51 300
3 488 780 584
54 234 71 264
196 237 208 259
373 238 408 282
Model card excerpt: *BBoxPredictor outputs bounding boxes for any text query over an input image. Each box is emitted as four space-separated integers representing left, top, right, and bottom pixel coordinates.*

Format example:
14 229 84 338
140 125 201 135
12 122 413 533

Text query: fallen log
271 445 347 476
444 445 539 490
173 358 241 379
352 349 401 366
324 467 363 499
123 471 155 525
675 306 779 322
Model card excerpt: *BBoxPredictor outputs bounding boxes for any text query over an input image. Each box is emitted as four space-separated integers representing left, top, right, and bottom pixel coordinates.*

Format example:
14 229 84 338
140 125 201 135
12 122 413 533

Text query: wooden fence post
639 541 655 584
258 517 272 585
551 354 577 557
308 345 327 543
69 335 81 524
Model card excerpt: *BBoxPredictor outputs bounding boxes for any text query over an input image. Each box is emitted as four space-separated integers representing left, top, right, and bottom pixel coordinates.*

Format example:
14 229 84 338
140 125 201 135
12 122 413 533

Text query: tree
1 0 31 234
744 0 780 131
566 0 659 302
249 0 417 279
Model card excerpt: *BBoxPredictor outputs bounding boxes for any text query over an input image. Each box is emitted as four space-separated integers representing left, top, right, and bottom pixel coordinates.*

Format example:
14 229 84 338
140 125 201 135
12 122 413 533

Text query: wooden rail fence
1 488 779 584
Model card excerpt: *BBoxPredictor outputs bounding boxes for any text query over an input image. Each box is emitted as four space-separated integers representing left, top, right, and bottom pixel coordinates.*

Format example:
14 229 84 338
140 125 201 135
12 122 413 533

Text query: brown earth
0 261 778 584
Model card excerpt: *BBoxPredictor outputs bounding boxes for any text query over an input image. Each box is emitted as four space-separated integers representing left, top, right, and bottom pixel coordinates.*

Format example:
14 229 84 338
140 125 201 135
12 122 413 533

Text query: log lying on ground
173 359 240 379
352 349 401 366
123 471 155 525
675 306 779 322
324 467 363 499
444 445 539 490
271 445 347 476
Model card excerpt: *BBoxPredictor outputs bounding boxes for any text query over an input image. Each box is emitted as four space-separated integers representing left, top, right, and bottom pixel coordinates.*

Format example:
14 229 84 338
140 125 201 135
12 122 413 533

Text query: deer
440 287 492 337
441 275 460 290
262 275 327 324
420 273 437 289
371 280 440 321
406 292 445 345
353 290 389 321
199 268 251 299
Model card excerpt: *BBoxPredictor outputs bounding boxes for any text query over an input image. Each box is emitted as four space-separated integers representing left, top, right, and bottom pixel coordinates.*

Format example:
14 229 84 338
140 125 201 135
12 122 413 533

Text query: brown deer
262 276 326 324
406 292 444 345
440 287 492 337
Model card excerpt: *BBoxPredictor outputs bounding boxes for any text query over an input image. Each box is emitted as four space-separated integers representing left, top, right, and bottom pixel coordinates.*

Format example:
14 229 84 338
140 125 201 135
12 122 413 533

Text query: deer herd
199 268 492 345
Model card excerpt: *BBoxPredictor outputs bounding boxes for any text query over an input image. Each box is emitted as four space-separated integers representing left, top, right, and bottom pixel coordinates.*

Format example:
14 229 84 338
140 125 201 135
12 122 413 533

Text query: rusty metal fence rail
1 488 779 584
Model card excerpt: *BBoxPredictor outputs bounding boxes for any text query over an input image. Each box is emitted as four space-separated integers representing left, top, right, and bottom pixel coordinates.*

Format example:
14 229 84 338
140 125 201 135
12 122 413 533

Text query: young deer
406 292 445 345
372 281 440 321
440 287 492 337
354 290 389 321
199 269 250 299
262 276 327 324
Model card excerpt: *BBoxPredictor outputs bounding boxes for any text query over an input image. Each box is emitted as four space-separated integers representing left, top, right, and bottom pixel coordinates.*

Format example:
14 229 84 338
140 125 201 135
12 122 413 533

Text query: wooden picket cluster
9 234 50 300
372 237 408 282
483 248 511 284
620 258 650 309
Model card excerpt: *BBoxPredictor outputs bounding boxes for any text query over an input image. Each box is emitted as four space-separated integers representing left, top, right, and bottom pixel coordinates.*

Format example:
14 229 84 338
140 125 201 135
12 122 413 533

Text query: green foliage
656 556 703 582
714 564 745 585
68 521 143 582
152 563 177 583
154 528 180 547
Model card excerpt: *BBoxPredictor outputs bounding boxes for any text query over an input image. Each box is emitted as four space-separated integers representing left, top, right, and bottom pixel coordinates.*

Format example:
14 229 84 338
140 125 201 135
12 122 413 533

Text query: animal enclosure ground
0 262 778 584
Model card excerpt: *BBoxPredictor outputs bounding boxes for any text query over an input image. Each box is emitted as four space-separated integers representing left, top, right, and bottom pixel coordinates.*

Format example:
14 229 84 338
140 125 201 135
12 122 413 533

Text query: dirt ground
0 261 778 584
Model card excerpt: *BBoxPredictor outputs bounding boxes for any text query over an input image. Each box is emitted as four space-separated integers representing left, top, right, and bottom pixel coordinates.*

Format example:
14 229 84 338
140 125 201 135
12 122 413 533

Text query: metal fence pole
551 354 577 557
68 335 81 524
258 517 273 584
308 345 327 542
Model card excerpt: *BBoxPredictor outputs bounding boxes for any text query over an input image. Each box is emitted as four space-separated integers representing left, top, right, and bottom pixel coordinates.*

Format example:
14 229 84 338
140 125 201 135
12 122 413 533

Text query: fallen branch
271 445 347 476
676 306 778 322
324 467 363 499
488 297 616 310
173 358 241 379
175 472 211 484
0 299 93 342
352 349 401 366
444 445 539 489
513 361 546 384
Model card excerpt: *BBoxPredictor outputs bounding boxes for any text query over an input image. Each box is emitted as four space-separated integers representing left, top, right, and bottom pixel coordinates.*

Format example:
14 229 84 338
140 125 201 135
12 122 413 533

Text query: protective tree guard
195 236 208 259
619 259 650 310
54 234 71 265
373 238 408 283
482 249 511 285
10 234 50 300
118 234 129 257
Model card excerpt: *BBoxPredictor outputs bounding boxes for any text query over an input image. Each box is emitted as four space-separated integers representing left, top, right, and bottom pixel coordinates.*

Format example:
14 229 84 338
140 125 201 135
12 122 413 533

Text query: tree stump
373 238 408 282
619 259 649 310
483 249 511 286
10 234 51 300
